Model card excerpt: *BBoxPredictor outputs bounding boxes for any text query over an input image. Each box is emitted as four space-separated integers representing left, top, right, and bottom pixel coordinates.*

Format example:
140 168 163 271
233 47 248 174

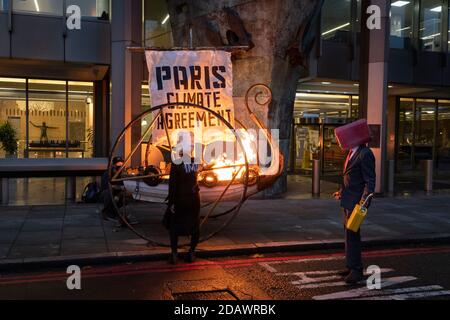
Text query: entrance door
322 124 347 173
291 123 347 175
292 124 321 173
397 98 436 172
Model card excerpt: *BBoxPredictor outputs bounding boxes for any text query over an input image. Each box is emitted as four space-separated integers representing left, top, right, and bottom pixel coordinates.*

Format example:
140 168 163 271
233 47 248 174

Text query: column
111 0 143 164
359 0 390 194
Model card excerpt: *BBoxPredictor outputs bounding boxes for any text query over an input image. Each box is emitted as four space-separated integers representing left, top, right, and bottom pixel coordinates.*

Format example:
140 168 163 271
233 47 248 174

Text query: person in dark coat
167 157 201 264
333 143 376 284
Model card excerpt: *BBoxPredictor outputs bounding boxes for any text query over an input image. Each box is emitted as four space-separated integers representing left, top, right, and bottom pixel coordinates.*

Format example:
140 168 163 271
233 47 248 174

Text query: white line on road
352 290 450 300
312 276 418 299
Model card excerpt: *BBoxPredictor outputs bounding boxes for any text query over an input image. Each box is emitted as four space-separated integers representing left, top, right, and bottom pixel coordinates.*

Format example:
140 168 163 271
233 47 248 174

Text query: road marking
258 256 450 300
312 276 417 299
353 290 450 300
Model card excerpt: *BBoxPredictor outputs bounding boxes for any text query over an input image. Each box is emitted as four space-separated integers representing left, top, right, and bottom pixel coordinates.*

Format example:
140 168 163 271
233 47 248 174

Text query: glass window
398 98 414 170
67 0 110 19
28 79 67 159
415 99 436 165
144 0 173 48
437 100 450 170
294 92 352 122
355 0 361 32
12 0 63 16
390 0 413 49
0 77 26 159
419 0 443 52
0 0 9 11
321 0 351 43
292 125 321 172
448 6 450 51
68 81 94 158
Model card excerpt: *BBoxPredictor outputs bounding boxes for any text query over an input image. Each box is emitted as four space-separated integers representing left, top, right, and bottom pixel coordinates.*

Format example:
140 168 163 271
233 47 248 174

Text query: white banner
145 50 235 145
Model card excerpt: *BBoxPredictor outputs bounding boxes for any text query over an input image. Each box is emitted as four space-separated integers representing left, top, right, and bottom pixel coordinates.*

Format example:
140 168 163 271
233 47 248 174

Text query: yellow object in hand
346 193 374 233
346 204 367 232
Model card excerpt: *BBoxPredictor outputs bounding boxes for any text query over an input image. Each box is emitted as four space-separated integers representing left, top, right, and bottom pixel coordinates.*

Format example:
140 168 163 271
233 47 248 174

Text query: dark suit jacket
340 145 376 211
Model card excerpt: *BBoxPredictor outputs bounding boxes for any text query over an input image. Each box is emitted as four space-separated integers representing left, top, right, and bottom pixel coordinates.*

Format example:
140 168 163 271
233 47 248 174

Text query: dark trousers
170 228 200 254
343 209 363 273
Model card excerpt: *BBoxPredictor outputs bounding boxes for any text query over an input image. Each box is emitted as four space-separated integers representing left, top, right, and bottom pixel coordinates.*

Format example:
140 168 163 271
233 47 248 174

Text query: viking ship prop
108 48 284 247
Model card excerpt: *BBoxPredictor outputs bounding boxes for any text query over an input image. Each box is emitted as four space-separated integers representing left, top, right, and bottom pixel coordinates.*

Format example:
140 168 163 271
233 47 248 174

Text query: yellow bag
346 194 374 232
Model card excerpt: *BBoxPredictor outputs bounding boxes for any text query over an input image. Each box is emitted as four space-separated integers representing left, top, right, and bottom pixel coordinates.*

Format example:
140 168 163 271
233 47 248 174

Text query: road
1 244 450 300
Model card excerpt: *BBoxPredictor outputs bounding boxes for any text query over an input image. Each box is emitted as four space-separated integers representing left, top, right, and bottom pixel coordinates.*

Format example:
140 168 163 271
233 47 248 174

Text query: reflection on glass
68 81 94 158
144 0 173 47
28 79 67 159
323 125 347 172
68 0 110 19
355 0 361 32
0 78 26 159
415 99 436 165
321 0 351 43
295 92 353 122
419 0 442 52
437 100 450 170
293 125 321 172
390 0 413 49
13 0 63 16
0 0 9 11
448 6 450 51
398 98 414 170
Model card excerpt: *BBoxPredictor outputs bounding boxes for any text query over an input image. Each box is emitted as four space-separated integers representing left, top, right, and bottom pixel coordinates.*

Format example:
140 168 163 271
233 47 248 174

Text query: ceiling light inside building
322 22 350 36
430 6 442 12
391 1 410 7
34 0 40 12
162 14 170 25
321 82 332 85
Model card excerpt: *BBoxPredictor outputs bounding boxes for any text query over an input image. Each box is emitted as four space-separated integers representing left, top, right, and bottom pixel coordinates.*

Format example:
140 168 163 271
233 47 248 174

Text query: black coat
340 145 376 211
168 160 201 235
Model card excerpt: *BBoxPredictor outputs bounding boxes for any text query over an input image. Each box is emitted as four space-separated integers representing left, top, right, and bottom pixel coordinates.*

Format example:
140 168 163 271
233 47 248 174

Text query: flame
209 130 257 182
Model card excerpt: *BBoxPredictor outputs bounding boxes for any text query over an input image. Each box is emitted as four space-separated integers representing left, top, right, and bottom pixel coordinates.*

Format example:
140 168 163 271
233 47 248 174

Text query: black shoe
169 253 178 265
337 269 351 278
345 270 364 285
186 251 196 263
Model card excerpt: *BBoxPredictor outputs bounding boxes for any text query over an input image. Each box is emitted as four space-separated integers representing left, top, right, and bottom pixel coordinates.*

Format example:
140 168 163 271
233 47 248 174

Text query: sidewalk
1 193 450 269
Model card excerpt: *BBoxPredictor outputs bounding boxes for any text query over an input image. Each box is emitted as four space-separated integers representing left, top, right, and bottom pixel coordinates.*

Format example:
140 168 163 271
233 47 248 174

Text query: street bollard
312 159 320 196
388 159 395 194
65 177 77 203
424 160 433 192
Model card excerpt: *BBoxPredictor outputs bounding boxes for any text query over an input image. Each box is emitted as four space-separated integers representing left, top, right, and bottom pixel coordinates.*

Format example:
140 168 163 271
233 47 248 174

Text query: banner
145 50 235 145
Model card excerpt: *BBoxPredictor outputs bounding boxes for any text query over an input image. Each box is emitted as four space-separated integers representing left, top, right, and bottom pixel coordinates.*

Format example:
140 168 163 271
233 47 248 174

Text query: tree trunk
167 0 323 197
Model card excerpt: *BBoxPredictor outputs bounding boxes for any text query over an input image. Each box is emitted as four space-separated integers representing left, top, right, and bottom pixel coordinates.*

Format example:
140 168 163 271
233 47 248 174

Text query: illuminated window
0 0 8 11
437 100 450 170
0 78 94 159
0 78 26 158
390 0 413 49
12 0 110 18
68 0 110 19
12 0 63 16
144 0 173 48
419 0 443 52
321 0 351 43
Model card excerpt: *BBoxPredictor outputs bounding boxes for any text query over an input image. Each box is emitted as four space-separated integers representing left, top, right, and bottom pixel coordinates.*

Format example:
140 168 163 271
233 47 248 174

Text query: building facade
0 0 450 205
